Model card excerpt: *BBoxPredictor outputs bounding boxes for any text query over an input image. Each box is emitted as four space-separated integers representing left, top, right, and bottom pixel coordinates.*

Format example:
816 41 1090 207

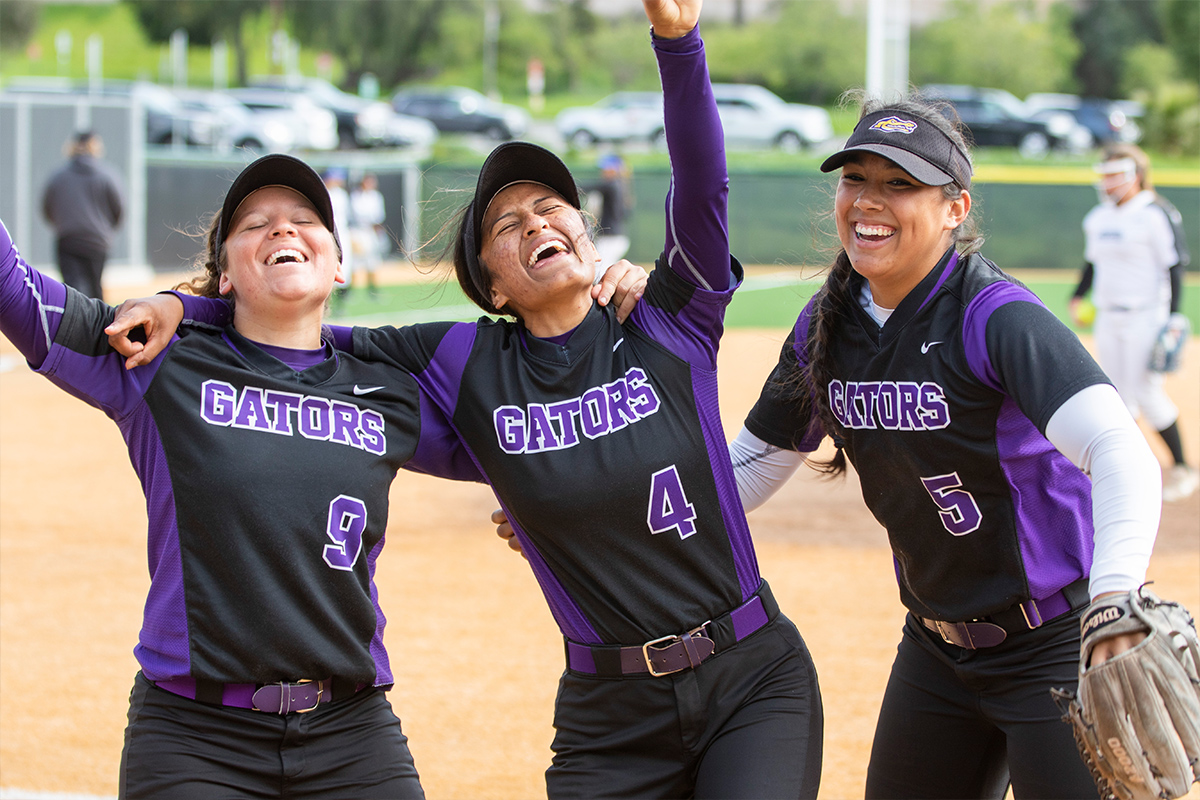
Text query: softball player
126 2 826 795
1070 144 1196 502
0 155 480 798
729 96 1163 798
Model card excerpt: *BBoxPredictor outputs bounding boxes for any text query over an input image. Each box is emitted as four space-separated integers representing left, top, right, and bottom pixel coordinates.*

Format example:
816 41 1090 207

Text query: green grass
331 272 1200 334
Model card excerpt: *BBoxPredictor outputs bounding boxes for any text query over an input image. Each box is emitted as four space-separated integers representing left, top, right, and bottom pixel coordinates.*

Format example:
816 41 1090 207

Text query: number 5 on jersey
648 465 698 540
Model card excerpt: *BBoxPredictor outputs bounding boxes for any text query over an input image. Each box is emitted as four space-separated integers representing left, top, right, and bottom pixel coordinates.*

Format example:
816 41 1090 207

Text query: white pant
1095 305 1178 430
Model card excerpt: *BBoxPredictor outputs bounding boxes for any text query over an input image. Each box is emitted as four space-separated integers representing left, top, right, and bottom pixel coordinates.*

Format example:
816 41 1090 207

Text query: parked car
171 87 296 154
392 86 529 140
920 84 1071 158
555 91 665 147
711 83 833 151
1024 93 1142 148
227 87 340 151
249 76 436 149
2 77 221 148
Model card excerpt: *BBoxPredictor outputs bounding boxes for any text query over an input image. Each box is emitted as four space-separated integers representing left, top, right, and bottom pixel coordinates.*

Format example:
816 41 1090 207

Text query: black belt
918 578 1090 649
565 582 779 677
153 675 367 714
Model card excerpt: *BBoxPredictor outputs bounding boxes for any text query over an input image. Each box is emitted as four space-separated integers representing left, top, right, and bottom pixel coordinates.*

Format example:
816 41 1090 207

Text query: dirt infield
1 283 1197 798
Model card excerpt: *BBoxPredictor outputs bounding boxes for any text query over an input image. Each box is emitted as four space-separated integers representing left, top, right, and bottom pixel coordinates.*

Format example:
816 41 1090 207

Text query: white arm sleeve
1044 383 1162 599
729 426 809 512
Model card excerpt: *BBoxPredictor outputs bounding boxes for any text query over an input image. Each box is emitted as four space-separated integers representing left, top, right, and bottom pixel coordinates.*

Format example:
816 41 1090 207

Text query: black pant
865 611 1099 800
546 615 823 799
56 238 107 300
119 673 424 799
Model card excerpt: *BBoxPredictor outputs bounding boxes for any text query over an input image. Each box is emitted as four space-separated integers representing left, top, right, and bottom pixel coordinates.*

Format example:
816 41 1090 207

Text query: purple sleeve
170 290 232 329
0 219 68 367
653 26 730 292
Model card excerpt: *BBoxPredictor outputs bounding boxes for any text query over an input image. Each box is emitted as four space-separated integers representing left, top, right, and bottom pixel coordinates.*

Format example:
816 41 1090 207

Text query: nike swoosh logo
353 385 386 395
921 341 943 354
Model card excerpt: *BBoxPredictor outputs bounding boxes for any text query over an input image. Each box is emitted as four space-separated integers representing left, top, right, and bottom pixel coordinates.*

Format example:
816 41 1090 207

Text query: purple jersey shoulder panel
994 397 1093 599
961 281 1045 392
629 262 738 368
1 223 68 364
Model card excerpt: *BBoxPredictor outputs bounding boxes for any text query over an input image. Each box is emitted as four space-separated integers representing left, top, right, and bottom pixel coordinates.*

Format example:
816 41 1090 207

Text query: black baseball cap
216 153 338 253
820 108 972 188
462 142 581 262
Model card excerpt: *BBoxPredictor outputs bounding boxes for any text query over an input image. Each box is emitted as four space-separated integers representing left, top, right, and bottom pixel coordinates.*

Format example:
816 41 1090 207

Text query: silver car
555 92 665 148
172 88 296 154
711 83 833 151
228 88 339 152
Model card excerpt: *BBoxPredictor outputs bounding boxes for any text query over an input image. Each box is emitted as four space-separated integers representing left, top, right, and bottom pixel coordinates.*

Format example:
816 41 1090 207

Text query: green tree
0 0 41 52
704 1 865 105
124 0 266 86
1071 0 1162 97
911 0 1078 97
283 0 448 91
1161 0 1199 88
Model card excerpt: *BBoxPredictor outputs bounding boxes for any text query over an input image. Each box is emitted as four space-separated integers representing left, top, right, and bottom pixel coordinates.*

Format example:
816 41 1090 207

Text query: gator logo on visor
869 116 919 135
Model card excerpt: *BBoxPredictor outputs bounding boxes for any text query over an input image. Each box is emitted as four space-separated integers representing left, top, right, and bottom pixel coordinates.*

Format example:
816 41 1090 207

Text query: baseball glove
1149 313 1191 373
1053 586 1200 800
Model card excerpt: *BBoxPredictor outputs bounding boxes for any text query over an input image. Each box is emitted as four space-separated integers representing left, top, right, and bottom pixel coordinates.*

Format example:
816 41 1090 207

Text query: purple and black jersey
747 248 1112 622
0 220 476 687
350 28 754 646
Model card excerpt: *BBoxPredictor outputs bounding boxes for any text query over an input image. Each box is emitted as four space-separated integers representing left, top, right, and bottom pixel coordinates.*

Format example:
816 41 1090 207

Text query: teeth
267 249 307 266
856 223 894 238
527 240 567 267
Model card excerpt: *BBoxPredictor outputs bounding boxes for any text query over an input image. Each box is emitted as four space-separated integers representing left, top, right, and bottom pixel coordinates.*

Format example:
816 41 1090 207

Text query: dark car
920 84 1068 158
391 86 529 140
1025 93 1142 148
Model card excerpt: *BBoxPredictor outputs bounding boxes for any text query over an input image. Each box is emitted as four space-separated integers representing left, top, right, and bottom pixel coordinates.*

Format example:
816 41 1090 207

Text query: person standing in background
350 173 387 299
1071 144 1196 502
41 130 124 301
584 153 633 280
324 167 355 310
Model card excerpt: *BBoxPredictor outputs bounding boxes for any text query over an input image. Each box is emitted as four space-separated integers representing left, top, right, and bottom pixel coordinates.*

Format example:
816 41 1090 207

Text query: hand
591 259 648 323
642 0 702 39
105 294 185 370
1087 631 1145 665
492 508 527 560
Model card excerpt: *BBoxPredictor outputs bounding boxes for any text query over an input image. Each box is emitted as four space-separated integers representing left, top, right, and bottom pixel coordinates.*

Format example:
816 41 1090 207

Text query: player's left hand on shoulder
106 294 183 370
1054 586 1200 800
592 259 647 324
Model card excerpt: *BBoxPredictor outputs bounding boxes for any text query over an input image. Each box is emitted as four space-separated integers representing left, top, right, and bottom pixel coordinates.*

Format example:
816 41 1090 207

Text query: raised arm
646 0 730 292
0 219 68 367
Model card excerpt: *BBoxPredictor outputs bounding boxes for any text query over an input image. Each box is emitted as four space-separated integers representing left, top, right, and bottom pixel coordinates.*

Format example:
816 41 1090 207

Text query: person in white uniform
1071 144 1196 502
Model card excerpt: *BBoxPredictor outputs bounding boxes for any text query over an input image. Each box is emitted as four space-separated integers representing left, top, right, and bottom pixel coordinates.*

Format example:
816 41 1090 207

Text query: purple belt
919 578 1091 649
153 676 366 714
566 582 779 677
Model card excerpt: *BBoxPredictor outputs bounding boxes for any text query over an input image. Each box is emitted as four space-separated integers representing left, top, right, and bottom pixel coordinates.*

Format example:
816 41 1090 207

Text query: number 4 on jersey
648 465 698 540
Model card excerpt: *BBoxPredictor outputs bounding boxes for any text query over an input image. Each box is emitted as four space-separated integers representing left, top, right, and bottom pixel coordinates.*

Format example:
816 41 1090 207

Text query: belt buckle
641 621 710 677
253 679 323 714
933 620 959 646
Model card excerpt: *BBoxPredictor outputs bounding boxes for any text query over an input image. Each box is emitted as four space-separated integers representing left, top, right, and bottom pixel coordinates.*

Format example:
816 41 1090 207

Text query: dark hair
801 91 983 477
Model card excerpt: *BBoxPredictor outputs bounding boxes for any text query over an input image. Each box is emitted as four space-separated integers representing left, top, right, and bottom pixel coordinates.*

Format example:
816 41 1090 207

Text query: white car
555 92 665 147
172 88 296 154
711 83 833 151
228 88 340 152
